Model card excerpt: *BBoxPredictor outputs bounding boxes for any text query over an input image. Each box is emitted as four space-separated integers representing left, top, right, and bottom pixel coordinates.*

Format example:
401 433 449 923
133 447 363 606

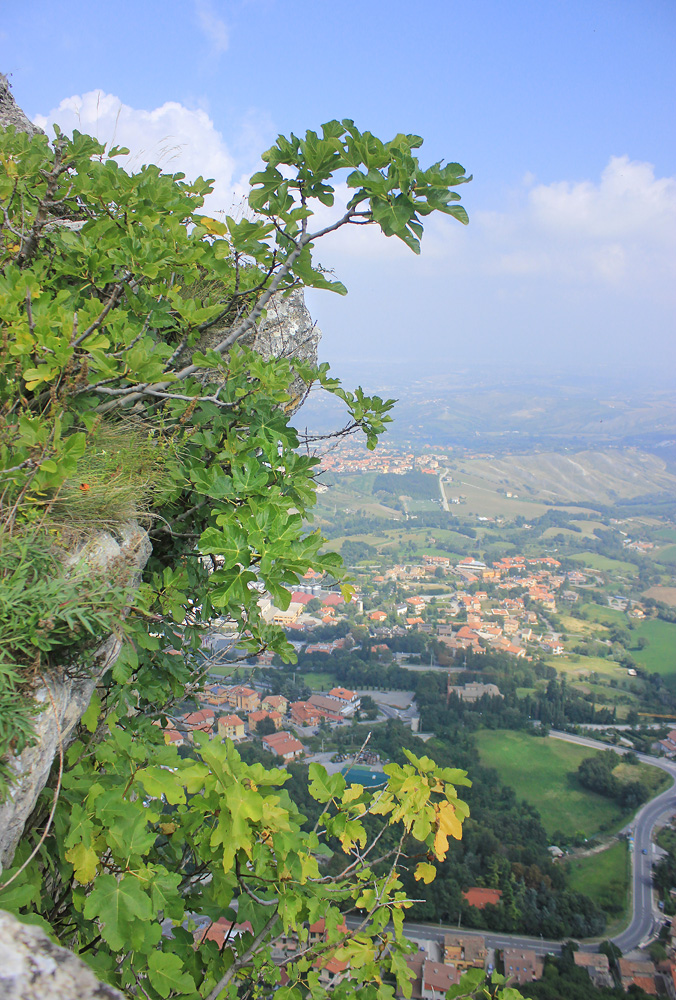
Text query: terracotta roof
328 687 357 701
321 593 344 606
219 714 244 727
463 887 502 909
197 917 253 949
290 591 315 605
423 961 460 991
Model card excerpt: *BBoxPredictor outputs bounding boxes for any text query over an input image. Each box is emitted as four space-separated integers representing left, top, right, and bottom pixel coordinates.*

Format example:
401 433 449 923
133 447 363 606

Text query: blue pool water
341 766 387 787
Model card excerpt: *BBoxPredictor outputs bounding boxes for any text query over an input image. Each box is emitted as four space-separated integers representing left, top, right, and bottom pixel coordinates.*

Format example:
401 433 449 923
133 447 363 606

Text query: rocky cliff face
0 73 44 137
0 909 126 999
0 526 152 870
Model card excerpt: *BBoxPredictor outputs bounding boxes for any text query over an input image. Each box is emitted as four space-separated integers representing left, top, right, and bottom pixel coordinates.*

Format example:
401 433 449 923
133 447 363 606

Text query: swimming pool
340 765 387 787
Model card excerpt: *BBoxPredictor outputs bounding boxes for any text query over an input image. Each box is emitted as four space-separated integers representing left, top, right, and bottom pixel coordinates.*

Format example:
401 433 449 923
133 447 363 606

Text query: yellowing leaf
65 842 99 884
197 215 228 236
437 800 462 839
414 862 436 884
432 800 463 861
342 783 364 804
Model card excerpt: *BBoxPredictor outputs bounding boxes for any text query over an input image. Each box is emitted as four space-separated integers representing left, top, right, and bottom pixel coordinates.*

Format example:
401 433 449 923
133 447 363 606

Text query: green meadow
569 552 638 575
474 730 668 839
630 620 676 676
566 841 630 921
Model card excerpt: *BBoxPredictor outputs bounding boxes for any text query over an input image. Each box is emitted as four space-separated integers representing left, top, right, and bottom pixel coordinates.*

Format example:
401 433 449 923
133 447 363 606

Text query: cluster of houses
318 441 449 477
364 552 577 661
161 683 361 760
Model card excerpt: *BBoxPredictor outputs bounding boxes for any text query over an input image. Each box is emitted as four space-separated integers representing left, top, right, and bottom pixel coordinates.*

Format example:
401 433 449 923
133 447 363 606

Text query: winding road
549 729 676 952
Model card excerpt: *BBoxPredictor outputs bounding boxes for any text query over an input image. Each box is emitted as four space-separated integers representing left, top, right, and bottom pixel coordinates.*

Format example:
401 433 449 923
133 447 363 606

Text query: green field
474 730 666 839
630 620 676 676
568 552 638 575
656 544 676 566
566 841 630 920
579 605 627 626
549 654 628 682
301 671 337 691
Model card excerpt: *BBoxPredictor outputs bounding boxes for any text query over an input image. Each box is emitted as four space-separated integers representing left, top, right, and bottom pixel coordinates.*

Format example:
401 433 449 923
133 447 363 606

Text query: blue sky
2 0 675 382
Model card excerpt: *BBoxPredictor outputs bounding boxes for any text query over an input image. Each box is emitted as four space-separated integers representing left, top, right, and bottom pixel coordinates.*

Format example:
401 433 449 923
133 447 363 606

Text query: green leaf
81 691 102 734
83 874 153 951
136 766 187 805
147 951 196 998
308 763 345 803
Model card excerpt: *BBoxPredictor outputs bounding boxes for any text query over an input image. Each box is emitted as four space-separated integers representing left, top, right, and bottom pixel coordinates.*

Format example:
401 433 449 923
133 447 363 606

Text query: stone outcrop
0 73 44 137
246 286 321 401
0 525 152 870
0 910 126 999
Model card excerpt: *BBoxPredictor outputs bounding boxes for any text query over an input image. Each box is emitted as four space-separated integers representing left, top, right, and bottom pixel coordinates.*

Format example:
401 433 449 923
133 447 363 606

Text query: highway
345 914 562 958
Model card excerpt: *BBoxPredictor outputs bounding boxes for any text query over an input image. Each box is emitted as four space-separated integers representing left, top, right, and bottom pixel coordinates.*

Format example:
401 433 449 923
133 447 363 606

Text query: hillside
451 449 676 505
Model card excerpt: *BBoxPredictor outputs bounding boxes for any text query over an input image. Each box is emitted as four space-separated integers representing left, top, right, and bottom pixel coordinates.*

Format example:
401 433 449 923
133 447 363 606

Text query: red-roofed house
261 694 288 714
262 731 305 759
217 714 245 741
248 710 282 731
326 688 360 716
182 709 215 739
289 701 324 727
226 686 260 713
422 960 461 998
369 610 387 622
463 887 502 910
502 949 543 986
290 591 315 605
195 917 253 949
321 593 344 607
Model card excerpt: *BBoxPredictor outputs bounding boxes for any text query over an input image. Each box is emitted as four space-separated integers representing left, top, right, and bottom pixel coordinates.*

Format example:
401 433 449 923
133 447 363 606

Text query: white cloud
33 91 255 214
194 0 230 56
319 155 676 294
474 156 676 289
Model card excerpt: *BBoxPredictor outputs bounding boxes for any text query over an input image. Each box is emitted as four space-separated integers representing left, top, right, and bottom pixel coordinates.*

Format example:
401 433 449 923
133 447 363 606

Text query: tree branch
204 908 279 1000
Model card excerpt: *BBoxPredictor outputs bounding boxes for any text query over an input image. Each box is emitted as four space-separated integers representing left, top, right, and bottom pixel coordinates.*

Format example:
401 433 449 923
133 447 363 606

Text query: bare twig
72 275 132 347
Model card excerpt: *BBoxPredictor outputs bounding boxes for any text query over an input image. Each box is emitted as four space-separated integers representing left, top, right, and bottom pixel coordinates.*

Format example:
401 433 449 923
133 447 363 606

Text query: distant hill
454 449 676 504
297 368 676 454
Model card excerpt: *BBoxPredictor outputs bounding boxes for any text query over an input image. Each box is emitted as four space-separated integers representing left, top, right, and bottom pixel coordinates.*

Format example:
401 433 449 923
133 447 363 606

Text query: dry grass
47 420 177 531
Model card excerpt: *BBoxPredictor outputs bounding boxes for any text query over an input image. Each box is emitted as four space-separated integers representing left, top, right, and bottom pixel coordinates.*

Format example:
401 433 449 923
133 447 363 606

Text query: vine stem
0 673 63 891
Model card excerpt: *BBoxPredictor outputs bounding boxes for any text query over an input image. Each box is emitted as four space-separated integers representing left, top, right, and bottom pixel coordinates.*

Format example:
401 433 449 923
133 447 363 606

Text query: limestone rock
0 524 152 871
247 287 320 369
0 74 44 138
0 910 125 999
